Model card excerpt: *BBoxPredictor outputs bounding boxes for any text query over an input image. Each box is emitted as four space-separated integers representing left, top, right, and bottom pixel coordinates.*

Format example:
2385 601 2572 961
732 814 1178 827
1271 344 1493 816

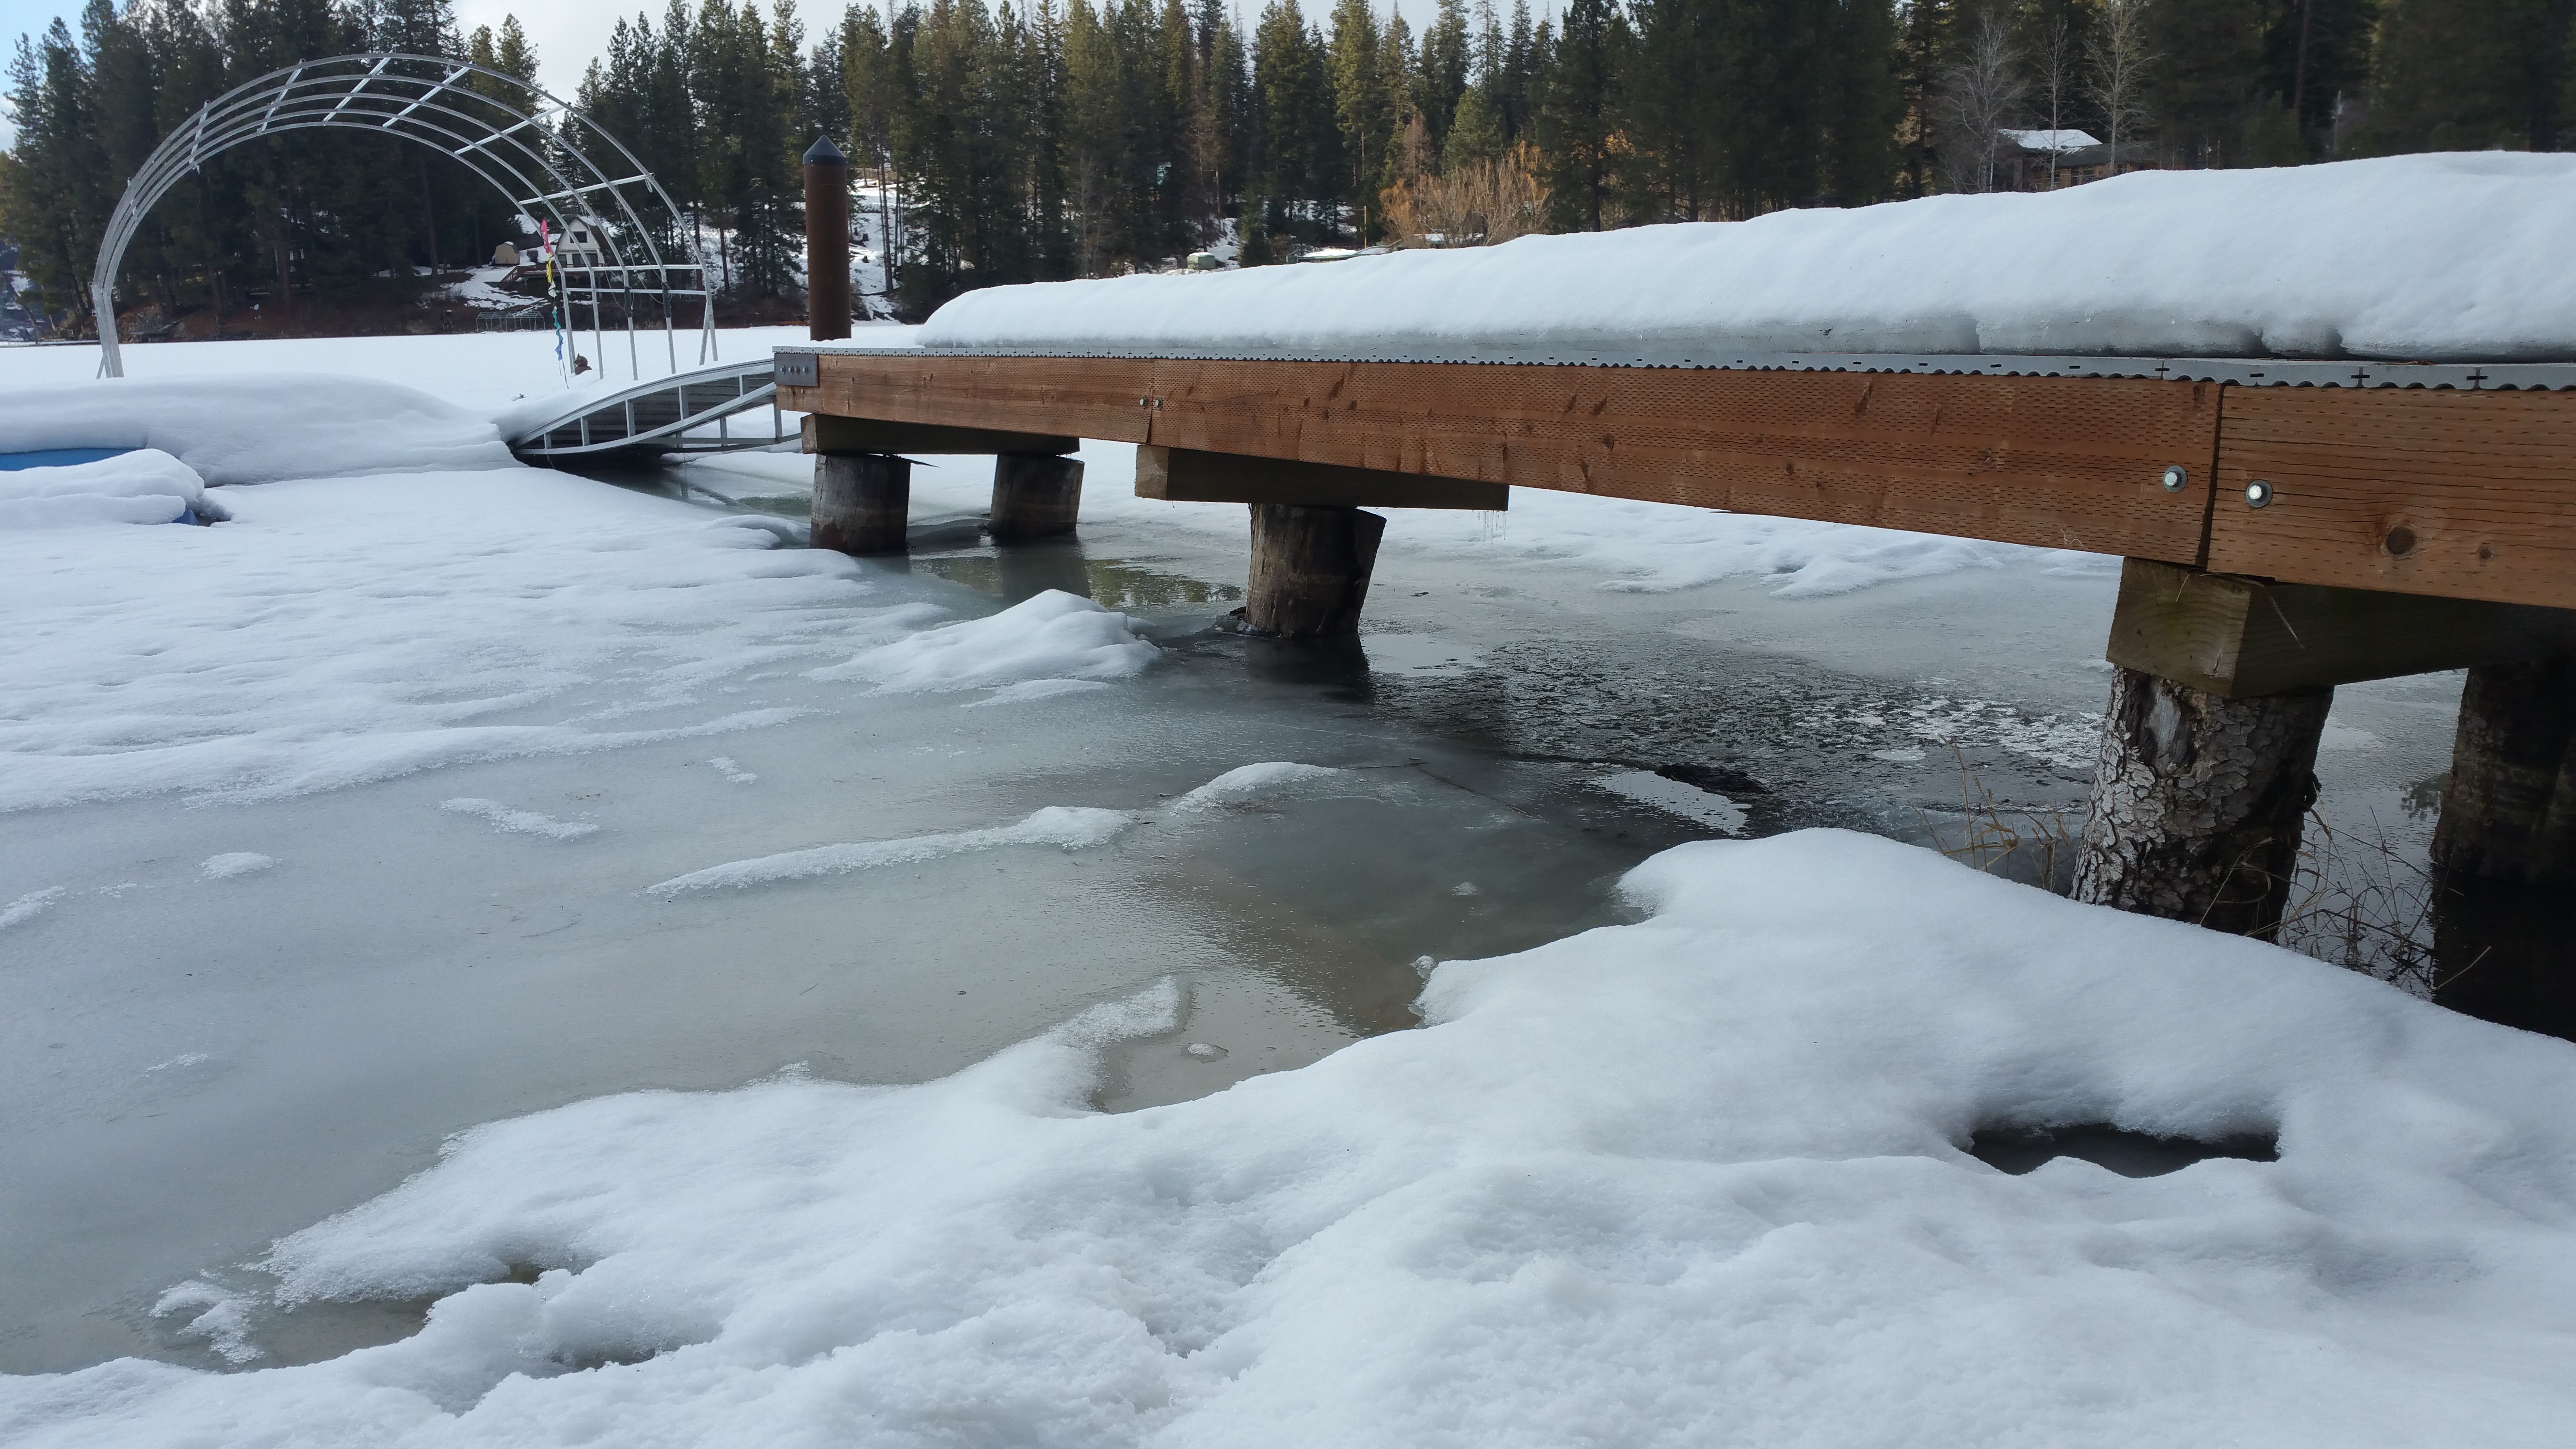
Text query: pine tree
1415 0 1471 155
2366 0 2576 154
1536 0 1622 230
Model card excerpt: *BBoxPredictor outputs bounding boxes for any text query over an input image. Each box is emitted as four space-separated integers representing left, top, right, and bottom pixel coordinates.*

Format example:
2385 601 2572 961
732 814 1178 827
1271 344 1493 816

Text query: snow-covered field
2 329 2570 1445
927 154 2576 360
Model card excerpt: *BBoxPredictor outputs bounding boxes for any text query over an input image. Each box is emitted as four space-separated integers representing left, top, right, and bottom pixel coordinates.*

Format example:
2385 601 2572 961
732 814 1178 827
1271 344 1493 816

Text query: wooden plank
1142 358 2219 561
1136 445 1508 510
2208 386 2576 608
2105 558 2576 698
802 414 1075 456
780 353 1158 444
794 354 2221 564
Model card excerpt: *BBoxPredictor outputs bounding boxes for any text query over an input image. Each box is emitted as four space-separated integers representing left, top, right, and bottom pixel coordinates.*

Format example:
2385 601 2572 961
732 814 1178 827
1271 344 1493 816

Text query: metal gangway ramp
508 357 787 461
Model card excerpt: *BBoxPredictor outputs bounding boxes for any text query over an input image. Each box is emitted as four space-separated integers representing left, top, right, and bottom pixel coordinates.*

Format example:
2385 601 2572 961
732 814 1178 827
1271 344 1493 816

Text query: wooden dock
776 347 2576 611
775 343 2576 939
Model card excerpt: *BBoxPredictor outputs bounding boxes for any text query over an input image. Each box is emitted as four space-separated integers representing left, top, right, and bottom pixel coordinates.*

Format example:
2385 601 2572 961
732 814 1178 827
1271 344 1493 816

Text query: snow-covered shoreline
10 832 2575 1446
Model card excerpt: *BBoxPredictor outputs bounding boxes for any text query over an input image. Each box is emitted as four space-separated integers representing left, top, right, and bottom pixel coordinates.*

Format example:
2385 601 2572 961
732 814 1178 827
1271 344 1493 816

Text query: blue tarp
0 448 131 471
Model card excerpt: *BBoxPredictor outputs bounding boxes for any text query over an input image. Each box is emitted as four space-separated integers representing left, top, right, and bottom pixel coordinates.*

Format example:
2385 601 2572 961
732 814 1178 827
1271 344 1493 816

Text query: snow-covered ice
924 154 2576 361
8 833 2573 1446
1592 768 1750 834
0 886 64 930
439 799 601 841
646 805 1137 896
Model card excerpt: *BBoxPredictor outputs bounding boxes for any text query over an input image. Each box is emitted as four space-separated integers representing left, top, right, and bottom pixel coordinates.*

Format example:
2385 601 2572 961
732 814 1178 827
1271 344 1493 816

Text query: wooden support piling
2431 657 2576 886
990 453 1085 540
812 452 909 554
2073 665 2332 936
1243 504 1385 639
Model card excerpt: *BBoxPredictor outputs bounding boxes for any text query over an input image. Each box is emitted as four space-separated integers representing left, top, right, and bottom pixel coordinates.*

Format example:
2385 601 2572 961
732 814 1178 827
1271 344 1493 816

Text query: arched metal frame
94 52 716 381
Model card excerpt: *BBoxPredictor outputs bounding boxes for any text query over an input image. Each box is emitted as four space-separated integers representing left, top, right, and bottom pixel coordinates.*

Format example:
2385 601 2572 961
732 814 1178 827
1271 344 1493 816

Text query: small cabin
1998 129 2162 191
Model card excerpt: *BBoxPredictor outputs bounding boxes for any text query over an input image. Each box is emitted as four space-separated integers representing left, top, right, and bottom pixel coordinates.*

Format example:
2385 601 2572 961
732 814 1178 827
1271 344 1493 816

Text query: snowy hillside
922 153 2576 361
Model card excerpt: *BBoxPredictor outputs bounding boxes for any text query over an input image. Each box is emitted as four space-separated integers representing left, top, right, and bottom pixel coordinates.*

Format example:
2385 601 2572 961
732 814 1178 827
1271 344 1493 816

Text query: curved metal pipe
94 52 710 379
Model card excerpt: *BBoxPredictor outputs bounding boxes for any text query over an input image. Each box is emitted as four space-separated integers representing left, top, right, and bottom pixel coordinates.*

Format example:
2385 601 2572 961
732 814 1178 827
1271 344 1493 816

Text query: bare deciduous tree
2089 0 2155 179
2035 10 2077 189
1933 9 2029 194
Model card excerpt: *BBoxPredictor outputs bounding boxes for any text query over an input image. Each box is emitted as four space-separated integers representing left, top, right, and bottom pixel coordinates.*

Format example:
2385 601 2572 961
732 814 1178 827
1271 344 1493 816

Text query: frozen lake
6 333 2573 1446
1 434 2518 1373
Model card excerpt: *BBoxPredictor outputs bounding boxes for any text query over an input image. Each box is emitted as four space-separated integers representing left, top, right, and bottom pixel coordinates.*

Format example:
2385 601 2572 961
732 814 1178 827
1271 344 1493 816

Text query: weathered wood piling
989 453 1085 541
811 452 910 554
2432 657 2576 886
2073 669 2331 935
1243 504 1386 639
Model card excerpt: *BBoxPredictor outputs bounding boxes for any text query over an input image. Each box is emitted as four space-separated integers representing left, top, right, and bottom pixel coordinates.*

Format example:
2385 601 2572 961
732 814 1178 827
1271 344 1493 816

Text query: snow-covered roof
1999 128 2101 152
923 154 2575 362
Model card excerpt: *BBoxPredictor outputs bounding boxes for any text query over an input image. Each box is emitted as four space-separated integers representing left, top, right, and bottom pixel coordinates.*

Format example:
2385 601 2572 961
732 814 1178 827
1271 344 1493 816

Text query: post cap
802 134 848 166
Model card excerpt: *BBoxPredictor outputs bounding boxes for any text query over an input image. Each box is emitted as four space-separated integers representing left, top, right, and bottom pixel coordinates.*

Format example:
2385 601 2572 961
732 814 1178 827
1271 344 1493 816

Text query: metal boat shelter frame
92 52 716 380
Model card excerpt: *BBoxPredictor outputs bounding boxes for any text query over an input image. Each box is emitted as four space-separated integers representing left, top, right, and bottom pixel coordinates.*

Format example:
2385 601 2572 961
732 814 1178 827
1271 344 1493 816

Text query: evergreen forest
2 0 2571 331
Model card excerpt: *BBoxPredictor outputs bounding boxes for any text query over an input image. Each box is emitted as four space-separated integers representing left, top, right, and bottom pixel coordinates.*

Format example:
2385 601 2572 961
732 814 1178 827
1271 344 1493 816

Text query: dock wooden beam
1136 445 1507 510
781 354 2222 567
802 414 1077 458
2104 559 2576 699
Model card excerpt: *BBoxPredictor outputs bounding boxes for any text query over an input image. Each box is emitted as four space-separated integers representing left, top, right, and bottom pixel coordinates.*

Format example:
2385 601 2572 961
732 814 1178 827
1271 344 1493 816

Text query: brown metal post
803 135 851 342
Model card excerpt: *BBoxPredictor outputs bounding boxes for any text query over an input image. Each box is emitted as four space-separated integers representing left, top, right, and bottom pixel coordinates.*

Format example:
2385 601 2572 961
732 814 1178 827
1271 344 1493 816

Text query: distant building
557 221 607 270
1997 129 2162 190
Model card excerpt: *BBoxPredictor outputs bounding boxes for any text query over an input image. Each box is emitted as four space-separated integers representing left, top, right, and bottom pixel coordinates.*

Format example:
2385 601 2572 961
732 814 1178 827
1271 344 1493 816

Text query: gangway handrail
508 356 788 459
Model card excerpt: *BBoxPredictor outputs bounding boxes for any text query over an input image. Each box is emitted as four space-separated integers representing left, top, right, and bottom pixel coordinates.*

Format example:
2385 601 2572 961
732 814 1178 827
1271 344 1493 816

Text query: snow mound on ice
199 853 277 880
1169 761 1346 811
0 375 514 485
925 153 2576 362
0 887 62 930
0 449 219 529
16 831 2576 1446
646 805 1136 896
811 589 1159 693
440 798 600 840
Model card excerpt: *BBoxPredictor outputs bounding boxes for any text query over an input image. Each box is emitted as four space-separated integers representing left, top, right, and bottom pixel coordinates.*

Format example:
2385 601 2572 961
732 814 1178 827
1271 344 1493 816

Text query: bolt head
2160 465 2188 492
2245 480 2274 509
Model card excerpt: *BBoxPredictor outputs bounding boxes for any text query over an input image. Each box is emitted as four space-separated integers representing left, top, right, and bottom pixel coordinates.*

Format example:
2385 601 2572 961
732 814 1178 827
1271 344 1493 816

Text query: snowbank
0 375 514 485
0 449 217 529
9 830 2573 1446
923 153 2576 361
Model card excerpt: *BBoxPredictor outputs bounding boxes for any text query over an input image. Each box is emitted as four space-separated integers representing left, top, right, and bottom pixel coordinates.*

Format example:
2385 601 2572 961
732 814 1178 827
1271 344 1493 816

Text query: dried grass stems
1922 748 2484 997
